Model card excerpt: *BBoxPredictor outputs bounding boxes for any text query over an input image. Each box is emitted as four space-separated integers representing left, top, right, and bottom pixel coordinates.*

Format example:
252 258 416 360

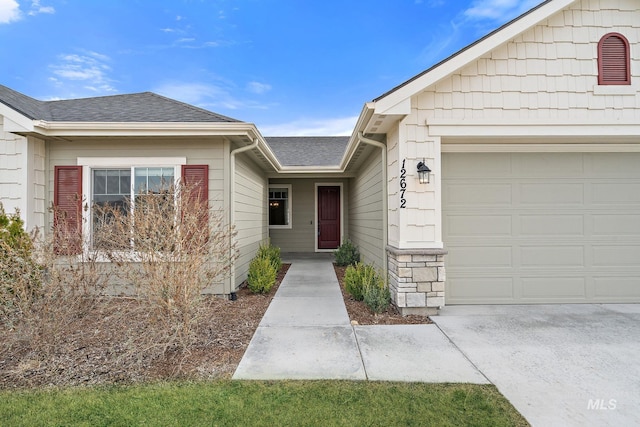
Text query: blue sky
0 0 541 135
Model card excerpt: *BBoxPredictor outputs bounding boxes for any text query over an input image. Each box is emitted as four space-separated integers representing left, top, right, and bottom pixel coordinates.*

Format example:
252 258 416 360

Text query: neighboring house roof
0 84 239 123
265 136 350 167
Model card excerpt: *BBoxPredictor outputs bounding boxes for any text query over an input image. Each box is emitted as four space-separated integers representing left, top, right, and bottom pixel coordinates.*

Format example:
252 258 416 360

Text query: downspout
229 138 259 294
357 132 388 280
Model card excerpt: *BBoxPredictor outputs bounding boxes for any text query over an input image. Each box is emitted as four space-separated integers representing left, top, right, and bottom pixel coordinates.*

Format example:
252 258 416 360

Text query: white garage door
443 152 640 304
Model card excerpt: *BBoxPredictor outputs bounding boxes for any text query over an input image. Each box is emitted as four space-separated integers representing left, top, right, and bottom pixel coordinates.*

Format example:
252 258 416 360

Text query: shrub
334 238 360 266
344 261 390 313
363 276 391 314
344 262 378 302
247 256 277 294
256 241 282 273
0 204 42 319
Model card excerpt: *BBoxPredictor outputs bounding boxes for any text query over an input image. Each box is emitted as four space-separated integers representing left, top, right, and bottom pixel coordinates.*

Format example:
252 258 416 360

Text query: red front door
317 186 341 249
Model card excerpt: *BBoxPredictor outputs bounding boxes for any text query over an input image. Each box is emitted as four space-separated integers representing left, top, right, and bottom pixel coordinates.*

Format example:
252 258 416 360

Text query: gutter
357 132 388 280
228 137 259 293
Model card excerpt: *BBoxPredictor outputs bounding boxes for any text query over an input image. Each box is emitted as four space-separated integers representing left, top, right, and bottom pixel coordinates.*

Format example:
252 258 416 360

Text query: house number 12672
400 159 407 208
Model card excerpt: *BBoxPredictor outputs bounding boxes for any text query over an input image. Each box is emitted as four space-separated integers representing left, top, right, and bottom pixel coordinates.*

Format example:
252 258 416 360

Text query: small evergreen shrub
247 255 277 294
334 239 360 266
363 276 391 314
344 262 377 302
0 204 42 315
344 261 390 313
256 241 282 273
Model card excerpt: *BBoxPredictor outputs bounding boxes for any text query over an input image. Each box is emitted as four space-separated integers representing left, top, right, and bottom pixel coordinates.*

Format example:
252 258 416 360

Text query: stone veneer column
386 245 447 316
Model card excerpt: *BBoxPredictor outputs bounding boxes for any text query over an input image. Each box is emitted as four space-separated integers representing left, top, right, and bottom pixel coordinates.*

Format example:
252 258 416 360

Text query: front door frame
315 182 344 252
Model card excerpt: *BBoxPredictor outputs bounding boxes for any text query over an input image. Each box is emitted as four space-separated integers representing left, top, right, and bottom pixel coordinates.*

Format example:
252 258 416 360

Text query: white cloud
153 81 277 114
260 116 358 137
154 82 228 106
49 51 117 95
28 0 54 16
0 0 21 24
246 81 272 95
463 0 540 22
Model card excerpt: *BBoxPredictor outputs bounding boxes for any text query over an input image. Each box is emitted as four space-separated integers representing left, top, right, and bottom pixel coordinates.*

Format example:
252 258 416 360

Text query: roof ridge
145 92 240 123
0 84 48 120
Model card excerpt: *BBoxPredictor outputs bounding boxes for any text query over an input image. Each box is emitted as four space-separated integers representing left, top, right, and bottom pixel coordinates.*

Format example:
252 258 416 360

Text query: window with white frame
76 157 187 251
269 185 291 228
91 166 176 248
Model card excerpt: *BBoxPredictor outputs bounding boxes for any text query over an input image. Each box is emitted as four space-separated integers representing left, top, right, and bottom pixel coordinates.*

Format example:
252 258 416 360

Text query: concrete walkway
232 256 487 383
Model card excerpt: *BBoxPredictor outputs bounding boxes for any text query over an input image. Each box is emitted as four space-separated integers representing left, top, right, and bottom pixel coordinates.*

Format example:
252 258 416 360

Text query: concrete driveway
432 304 640 427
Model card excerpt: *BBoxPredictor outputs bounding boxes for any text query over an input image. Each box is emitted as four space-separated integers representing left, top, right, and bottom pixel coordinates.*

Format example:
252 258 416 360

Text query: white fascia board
443 144 640 153
0 105 34 133
374 0 577 113
340 103 375 168
277 166 345 174
32 120 262 137
428 121 640 138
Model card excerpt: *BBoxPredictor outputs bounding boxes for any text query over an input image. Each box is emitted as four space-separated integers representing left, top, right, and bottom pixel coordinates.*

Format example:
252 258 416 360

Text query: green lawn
0 381 528 426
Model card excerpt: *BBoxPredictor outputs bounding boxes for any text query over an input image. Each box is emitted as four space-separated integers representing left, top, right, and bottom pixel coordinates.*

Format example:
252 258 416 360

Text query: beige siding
348 149 384 269
233 153 268 288
269 178 349 253
48 137 230 293
416 0 640 122
0 121 45 232
0 123 24 219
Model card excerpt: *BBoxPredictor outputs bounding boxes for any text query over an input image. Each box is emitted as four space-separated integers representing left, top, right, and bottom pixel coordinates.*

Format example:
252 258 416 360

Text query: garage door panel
443 152 640 305
593 277 640 298
591 154 640 177
445 183 512 206
592 183 640 204
447 214 512 236
521 277 586 299
448 246 512 268
592 214 640 236
518 153 584 176
445 153 512 177
520 183 584 205
447 277 514 301
520 246 584 268
520 214 584 236
592 245 640 266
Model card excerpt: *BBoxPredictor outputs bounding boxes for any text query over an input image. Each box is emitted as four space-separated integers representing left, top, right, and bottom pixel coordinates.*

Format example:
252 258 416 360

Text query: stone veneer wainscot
387 245 447 316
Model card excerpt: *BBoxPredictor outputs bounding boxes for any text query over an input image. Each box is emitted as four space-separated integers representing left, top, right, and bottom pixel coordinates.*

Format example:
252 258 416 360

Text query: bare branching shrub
93 182 237 357
1 181 237 383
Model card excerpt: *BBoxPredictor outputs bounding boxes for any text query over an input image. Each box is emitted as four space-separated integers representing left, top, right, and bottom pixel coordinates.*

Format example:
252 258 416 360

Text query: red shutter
181 164 209 233
54 166 82 255
598 33 630 85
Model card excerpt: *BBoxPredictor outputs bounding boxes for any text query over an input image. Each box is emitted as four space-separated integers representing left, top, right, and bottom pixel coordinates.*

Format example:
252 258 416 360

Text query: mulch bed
333 265 431 325
1 262 430 389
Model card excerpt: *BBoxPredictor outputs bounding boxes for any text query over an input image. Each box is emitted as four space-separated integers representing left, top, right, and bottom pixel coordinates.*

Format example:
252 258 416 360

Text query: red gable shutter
54 166 82 255
181 164 209 232
598 33 630 85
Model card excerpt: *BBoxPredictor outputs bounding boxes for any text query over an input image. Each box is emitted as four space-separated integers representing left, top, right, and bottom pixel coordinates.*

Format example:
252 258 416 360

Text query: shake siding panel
415 2 640 122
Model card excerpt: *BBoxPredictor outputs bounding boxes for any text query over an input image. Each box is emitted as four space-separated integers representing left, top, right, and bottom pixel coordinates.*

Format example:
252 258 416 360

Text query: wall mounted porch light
417 160 432 184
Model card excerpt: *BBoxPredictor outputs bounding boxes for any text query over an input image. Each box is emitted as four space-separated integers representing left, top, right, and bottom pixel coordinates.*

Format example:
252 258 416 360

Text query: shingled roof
0 84 240 123
265 136 349 167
